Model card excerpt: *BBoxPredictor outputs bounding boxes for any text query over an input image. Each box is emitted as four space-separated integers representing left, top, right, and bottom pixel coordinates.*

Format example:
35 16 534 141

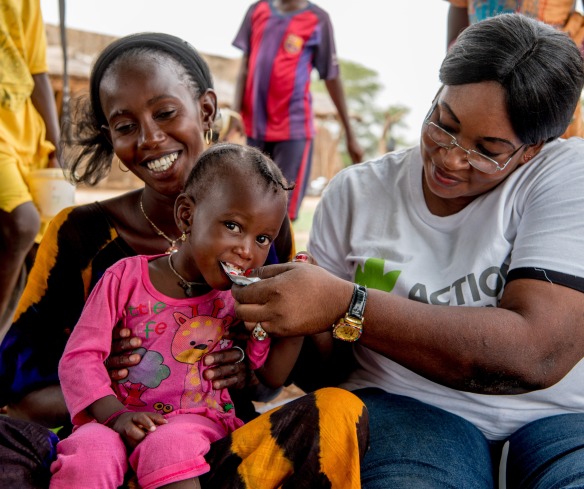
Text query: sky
39 0 450 145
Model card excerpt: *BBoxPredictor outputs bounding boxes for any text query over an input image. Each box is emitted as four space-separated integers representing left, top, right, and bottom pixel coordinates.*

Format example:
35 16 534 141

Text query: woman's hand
203 344 248 390
231 262 354 338
106 323 143 381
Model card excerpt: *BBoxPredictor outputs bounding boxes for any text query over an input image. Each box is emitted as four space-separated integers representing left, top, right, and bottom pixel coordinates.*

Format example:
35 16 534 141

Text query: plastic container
29 168 76 220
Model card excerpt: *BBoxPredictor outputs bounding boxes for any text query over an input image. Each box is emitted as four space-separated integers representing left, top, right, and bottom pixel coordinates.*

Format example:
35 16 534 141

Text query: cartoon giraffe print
171 298 234 410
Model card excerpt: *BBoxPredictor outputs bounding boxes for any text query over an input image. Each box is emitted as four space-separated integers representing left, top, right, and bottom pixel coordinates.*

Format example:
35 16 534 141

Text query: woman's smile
144 151 180 172
431 161 465 187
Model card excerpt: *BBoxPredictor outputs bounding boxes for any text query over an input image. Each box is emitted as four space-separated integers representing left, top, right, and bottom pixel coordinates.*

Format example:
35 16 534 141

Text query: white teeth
146 152 178 172
221 262 244 275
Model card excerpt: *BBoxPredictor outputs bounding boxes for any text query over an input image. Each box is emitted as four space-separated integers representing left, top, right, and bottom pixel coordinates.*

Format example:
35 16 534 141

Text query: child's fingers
133 412 164 433
116 416 147 448
123 425 147 449
144 412 168 426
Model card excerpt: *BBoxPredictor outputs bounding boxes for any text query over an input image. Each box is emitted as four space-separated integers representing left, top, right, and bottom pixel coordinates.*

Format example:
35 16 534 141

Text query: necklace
139 195 186 254
167 253 207 297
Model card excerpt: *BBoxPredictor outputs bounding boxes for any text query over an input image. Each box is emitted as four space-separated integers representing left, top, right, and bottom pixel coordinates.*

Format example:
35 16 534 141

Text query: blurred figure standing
215 107 247 145
232 0 363 221
0 0 61 336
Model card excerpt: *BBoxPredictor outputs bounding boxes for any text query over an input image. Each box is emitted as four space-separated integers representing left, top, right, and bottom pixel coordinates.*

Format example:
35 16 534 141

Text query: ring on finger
233 345 245 364
252 322 269 341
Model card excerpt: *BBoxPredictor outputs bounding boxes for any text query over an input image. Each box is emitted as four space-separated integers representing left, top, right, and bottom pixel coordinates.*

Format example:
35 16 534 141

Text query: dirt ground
253 384 306 414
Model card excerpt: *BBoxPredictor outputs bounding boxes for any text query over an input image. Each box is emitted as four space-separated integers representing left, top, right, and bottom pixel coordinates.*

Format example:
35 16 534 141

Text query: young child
50 143 302 489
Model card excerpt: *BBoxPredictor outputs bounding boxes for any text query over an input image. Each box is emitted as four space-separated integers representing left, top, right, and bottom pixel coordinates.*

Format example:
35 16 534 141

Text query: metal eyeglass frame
424 101 525 174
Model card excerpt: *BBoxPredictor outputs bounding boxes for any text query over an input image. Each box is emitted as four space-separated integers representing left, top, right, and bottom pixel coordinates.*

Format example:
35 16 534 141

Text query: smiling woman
420 82 536 216
231 14 584 487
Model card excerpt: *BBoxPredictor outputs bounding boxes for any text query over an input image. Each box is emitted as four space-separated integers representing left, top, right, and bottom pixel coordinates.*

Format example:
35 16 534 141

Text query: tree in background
311 59 410 163
378 105 410 155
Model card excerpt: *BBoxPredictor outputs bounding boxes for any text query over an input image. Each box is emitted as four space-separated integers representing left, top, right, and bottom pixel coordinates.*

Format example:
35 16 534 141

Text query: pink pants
50 413 228 489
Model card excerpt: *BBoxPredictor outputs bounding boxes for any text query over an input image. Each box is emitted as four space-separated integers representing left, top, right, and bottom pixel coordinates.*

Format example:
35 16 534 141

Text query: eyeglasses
424 104 524 174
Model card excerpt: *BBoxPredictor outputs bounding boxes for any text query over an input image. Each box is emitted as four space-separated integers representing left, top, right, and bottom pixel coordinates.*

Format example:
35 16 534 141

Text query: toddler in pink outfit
50 143 302 489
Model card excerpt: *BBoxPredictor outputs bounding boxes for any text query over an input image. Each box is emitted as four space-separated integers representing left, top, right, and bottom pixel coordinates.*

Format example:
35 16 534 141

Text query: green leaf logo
355 258 401 292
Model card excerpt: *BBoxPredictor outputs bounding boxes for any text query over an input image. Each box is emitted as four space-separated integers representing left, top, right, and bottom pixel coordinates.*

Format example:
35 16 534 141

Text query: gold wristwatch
332 284 367 342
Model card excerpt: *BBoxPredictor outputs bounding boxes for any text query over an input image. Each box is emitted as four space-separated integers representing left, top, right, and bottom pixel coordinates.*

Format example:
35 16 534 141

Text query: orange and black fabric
202 387 369 488
1 388 368 488
0 203 130 407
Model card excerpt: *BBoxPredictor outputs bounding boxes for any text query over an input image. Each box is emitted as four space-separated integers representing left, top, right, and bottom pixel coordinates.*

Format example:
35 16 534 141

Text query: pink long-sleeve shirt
59 255 270 429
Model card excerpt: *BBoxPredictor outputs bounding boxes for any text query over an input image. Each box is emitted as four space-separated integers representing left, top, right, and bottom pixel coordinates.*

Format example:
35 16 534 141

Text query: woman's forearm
234 263 584 395
359 280 584 394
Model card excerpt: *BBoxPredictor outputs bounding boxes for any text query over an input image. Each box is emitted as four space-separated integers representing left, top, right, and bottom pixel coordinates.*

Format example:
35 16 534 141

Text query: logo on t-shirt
355 258 401 292
284 34 304 54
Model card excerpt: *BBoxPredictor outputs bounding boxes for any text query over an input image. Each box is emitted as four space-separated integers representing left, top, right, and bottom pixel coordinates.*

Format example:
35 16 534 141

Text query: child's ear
174 193 194 233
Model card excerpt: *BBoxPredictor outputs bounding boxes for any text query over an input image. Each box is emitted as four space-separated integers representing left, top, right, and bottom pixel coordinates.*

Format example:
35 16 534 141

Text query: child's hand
108 411 167 449
292 251 318 265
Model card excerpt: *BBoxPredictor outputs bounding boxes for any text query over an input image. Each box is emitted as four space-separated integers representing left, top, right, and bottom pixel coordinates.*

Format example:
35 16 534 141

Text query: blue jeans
354 388 584 488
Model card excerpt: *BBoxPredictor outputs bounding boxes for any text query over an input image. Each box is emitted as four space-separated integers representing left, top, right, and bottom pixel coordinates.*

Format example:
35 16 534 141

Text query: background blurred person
0 0 61 337
232 0 363 221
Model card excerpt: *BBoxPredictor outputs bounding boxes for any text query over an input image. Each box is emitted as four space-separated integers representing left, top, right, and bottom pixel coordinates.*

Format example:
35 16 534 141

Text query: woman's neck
140 188 179 231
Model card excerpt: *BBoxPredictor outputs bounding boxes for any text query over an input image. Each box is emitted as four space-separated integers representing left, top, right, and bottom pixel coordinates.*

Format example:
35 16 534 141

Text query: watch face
334 323 362 342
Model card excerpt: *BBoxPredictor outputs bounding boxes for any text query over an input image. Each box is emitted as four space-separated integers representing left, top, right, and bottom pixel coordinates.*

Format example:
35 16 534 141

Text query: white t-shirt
309 139 584 440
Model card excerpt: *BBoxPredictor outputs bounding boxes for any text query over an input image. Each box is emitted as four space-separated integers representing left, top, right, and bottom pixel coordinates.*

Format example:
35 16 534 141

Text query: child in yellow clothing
0 0 61 335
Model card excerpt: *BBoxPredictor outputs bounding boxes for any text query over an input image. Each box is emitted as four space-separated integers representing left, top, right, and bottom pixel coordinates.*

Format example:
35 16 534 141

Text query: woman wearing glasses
233 13 584 487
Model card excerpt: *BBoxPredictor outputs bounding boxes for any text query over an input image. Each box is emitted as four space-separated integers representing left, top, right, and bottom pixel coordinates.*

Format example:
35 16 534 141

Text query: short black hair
440 14 584 144
184 143 294 202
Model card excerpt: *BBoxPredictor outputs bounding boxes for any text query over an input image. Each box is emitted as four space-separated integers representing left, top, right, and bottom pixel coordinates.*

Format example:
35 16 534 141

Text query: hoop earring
114 155 129 172
204 128 213 145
